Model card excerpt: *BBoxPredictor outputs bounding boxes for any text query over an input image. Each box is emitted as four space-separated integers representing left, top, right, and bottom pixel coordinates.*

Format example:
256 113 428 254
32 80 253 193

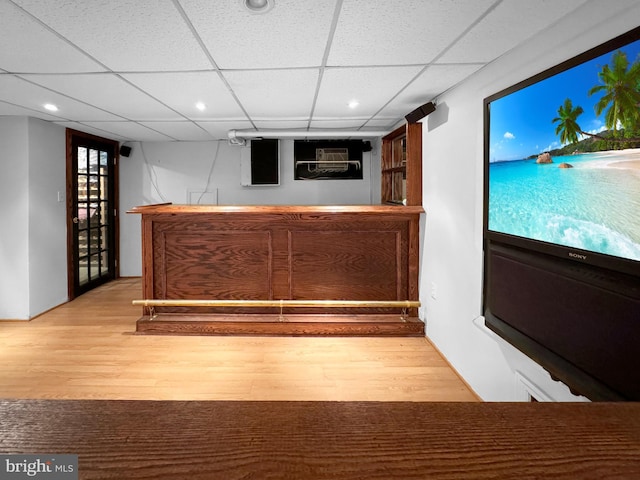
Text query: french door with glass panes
67 130 119 299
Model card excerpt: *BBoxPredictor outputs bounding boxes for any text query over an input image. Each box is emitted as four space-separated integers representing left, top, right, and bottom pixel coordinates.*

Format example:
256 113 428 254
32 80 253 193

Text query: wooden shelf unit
381 122 422 206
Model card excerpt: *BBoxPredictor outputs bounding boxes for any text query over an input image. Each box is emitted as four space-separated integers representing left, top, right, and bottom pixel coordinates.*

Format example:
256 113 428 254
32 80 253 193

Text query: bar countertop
127 203 425 215
1 399 639 479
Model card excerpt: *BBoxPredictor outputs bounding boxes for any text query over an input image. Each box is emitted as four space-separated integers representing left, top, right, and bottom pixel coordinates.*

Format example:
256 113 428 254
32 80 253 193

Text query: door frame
65 128 120 300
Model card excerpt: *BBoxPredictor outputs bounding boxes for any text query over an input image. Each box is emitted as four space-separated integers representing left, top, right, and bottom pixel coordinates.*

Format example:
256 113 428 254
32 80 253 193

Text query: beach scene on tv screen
488 37 640 262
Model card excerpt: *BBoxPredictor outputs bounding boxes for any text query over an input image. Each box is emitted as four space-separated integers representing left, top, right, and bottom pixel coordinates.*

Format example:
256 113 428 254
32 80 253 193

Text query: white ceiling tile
223 69 318 117
52 122 128 142
81 122 175 142
377 64 483 118
21 74 182 121
307 118 372 129
12 0 212 71
314 66 423 117
196 120 255 140
138 121 215 141
0 75 123 121
439 0 590 63
0 0 627 142
253 120 312 129
0 1 105 73
328 0 496 66
122 72 246 119
180 0 337 69
0 100 68 121
361 117 402 130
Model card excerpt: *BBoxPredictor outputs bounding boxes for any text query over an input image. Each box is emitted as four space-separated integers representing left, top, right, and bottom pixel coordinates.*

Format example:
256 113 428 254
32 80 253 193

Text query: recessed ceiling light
242 0 275 13
195 102 206 111
348 100 359 109
43 103 58 112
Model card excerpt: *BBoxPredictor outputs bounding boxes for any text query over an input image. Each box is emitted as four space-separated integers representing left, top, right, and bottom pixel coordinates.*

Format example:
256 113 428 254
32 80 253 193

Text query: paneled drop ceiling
0 0 608 142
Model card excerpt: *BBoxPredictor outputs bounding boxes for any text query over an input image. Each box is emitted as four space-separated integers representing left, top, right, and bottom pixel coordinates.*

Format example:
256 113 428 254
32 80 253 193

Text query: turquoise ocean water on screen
488 151 640 261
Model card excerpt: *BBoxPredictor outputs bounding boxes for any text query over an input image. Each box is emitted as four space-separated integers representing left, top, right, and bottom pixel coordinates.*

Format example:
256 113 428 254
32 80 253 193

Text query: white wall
27 118 67 316
420 1 640 401
0 117 30 319
0 117 66 319
119 138 380 276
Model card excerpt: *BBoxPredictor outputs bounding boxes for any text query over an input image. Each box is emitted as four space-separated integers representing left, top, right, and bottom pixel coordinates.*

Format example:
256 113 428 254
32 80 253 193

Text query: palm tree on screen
553 50 640 147
588 50 640 135
553 98 584 145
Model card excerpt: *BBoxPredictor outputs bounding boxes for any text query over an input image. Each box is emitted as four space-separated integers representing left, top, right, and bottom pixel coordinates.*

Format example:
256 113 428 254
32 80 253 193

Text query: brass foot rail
132 299 421 322
133 299 420 308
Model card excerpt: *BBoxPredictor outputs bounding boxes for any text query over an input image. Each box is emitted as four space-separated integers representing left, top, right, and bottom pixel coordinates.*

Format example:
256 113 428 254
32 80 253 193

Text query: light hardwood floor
0 278 479 401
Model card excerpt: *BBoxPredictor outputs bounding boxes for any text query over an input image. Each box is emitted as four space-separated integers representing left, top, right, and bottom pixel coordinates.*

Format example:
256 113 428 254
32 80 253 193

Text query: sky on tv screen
489 39 640 162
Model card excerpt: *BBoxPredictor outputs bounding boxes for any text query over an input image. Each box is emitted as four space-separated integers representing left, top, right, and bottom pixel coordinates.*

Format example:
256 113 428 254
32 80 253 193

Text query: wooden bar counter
128 204 424 335
1 399 639 479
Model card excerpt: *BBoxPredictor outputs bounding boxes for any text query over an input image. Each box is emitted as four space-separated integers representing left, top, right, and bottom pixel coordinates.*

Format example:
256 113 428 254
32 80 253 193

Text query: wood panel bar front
128 204 424 334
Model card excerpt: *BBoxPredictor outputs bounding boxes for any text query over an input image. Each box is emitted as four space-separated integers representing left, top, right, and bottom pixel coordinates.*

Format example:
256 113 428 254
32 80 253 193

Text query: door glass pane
100 226 109 250
78 147 88 173
79 257 89 286
100 201 109 225
77 202 88 229
89 228 100 254
89 175 99 199
78 230 88 256
100 174 109 200
101 251 109 272
89 149 99 174
89 202 100 227
90 254 101 280
78 175 87 201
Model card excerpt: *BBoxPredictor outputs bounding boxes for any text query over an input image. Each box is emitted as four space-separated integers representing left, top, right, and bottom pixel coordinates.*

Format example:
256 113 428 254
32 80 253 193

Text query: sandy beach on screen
598 148 640 171
606 159 640 170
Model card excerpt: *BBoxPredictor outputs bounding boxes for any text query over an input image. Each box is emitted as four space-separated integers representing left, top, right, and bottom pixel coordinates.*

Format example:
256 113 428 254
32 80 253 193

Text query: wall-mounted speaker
119 145 132 157
240 139 280 186
485 242 640 400
405 101 436 124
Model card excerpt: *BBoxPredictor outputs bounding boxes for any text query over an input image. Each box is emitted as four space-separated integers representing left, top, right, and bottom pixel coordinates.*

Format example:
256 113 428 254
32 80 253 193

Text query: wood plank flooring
0 278 478 401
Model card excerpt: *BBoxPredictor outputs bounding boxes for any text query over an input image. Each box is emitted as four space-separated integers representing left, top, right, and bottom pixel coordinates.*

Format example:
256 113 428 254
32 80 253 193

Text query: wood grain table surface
1 399 639 479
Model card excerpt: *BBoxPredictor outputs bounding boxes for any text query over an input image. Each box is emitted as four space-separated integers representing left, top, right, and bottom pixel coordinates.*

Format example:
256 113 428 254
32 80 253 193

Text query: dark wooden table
1 400 639 479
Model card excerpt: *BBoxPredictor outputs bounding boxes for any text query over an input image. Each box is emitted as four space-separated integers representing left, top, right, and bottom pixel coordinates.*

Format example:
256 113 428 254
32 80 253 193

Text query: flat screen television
483 26 640 400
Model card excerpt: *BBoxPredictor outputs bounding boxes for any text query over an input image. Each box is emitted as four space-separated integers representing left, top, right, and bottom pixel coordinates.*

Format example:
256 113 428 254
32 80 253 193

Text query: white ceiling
0 0 612 142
